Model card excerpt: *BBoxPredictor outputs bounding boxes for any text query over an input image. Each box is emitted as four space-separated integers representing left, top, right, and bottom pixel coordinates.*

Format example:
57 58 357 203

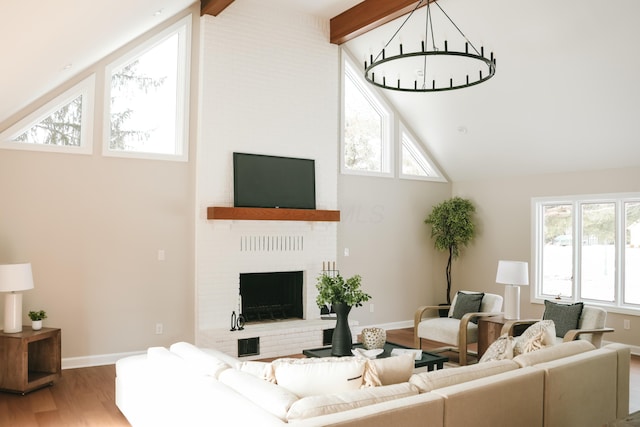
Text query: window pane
541 204 573 298
109 33 180 155
625 201 640 304
15 96 82 146
343 73 382 172
580 203 615 302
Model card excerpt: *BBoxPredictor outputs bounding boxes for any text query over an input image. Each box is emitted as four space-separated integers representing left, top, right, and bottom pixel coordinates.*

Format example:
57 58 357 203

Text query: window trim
0 75 95 155
102 14 191 162
531 192 640 316
340 51 393 178
398 122 446 182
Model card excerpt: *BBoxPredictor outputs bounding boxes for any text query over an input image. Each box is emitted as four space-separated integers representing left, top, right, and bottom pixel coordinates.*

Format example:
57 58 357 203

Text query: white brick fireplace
195 2 340 359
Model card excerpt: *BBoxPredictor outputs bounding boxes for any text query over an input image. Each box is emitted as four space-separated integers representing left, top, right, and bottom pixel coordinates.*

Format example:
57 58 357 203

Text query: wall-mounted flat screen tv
233 152 316 209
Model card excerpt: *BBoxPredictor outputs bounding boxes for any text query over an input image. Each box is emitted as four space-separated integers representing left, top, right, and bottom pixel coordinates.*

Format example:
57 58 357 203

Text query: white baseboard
62 350 144 370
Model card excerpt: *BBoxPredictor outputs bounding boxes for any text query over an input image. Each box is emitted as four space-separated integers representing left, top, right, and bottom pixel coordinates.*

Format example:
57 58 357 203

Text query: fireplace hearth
239 271 303 323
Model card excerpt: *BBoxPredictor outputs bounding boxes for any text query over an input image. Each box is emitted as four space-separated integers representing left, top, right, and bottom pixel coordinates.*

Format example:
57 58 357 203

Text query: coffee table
303 341 448 371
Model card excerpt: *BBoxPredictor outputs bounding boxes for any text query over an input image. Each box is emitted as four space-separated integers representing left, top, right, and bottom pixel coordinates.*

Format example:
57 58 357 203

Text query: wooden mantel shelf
207 207 340 222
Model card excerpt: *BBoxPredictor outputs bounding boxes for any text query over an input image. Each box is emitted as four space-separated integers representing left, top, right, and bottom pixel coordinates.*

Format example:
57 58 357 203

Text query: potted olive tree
424 197 476 306
316 274 371 356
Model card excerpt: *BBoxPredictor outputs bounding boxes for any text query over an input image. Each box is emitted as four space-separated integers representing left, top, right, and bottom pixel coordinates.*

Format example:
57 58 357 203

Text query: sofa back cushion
512 340 595 368
286 382 419 421
218 368 299 420
169 342 231 378
269 357 366 397
409 359 518 393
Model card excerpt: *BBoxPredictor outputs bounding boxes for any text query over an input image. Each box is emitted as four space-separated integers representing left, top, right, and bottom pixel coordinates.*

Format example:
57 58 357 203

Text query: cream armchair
414 291 503 365
500 304 614 347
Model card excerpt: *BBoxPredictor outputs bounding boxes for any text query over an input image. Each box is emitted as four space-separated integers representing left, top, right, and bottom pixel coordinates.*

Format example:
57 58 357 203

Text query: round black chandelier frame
364 0 496 93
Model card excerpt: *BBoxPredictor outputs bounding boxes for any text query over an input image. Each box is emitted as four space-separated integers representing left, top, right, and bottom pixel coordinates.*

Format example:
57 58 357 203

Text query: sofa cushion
218 368 299 420
543 300 584 338
286 382 419 421
512 339 595 367
451 291 484 323
362 353 415 387
409 359 518 393
269 357 366 397
169 342 230 378
237 361 271 378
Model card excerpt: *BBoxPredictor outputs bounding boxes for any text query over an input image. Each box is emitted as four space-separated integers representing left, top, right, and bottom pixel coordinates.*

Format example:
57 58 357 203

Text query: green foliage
28 310 47 321
425 197 476 258
316 274 371 308
424 197 476 304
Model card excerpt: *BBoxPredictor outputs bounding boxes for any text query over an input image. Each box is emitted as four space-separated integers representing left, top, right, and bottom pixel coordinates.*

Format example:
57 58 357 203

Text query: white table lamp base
504 285 520 320
3 292 23 333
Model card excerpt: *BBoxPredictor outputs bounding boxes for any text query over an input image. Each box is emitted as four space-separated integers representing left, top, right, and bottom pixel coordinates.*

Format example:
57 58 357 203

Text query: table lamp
0 263 35 333
496 260 529 320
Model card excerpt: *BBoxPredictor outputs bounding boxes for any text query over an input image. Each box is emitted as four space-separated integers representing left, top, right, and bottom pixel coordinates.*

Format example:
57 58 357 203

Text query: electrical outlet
344 248 350 256
624 319 630 330
155 323 163 334
369 303 374 313
157 249 165 261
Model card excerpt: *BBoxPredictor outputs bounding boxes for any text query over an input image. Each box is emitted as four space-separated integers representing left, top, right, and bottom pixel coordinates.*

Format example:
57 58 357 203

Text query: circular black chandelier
364 0 496 93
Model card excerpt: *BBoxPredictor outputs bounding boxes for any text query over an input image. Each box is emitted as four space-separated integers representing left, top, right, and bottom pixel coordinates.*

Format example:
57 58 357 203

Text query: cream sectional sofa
115 340 630 427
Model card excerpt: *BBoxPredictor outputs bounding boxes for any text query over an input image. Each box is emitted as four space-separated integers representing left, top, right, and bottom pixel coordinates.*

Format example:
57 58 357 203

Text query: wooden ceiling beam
201 0 235 17
330 0 434 45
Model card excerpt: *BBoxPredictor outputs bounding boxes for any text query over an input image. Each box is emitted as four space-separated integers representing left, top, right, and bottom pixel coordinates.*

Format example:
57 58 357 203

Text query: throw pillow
479 334 516 363
512 319 556 356
269 357 366 397
451 292 484 323
542 300 584 338
362 353 414 387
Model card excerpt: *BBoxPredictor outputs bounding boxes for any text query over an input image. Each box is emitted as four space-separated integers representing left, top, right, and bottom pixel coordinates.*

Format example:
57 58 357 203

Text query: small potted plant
316 273 371 356
28 310 47 331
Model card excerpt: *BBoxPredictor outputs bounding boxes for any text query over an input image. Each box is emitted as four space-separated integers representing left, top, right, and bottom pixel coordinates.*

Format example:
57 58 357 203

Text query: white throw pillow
479 335 516 363
513 320 556 355
270 357 366 397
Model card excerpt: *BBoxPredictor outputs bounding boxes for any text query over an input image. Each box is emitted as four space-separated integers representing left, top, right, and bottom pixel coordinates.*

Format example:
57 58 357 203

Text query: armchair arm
563 327 614 342
456 311 502 365
414 305 450 348
500 319 540 336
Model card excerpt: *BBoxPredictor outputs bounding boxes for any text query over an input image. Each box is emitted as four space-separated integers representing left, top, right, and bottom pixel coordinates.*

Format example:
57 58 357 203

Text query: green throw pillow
451 292 484 323
542 300 584 338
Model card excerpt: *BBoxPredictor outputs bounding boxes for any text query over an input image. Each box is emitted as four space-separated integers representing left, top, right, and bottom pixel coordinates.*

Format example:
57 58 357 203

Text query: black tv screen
233 152 316 209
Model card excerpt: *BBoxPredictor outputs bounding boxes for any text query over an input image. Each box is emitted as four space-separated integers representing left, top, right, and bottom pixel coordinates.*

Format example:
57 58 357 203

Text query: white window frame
532 192 640 315
103 15 191 162
341 51 393 178
0 75 95 155
398 122 446 182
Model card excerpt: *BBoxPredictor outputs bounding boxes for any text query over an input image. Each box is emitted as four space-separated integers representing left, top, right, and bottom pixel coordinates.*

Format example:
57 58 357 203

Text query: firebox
239 271 303 323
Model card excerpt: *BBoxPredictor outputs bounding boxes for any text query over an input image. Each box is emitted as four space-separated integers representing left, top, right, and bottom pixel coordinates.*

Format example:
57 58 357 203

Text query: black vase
331 303 353 356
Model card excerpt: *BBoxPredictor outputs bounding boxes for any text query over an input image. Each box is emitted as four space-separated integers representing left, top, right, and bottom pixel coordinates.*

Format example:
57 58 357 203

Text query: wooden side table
0 327 61 394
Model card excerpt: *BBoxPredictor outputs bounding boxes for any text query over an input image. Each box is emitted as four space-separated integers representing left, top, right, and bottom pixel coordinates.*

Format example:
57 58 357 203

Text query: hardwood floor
0 328 637 426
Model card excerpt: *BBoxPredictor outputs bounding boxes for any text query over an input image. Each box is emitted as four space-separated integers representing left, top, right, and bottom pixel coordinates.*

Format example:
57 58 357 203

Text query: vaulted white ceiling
2 0 640 182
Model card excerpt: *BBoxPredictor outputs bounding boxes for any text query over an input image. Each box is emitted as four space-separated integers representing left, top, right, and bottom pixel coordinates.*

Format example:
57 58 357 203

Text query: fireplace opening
240 271 303 323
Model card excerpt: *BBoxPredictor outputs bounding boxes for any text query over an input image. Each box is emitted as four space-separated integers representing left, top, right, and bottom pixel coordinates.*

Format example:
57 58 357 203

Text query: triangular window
342 56 392 176
0 75 94 154
400 125 445 181
103 15 191 161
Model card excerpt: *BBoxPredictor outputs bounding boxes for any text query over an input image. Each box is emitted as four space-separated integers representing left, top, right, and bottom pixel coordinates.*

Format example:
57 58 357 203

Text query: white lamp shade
495 260 529 286
0 263 34 292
